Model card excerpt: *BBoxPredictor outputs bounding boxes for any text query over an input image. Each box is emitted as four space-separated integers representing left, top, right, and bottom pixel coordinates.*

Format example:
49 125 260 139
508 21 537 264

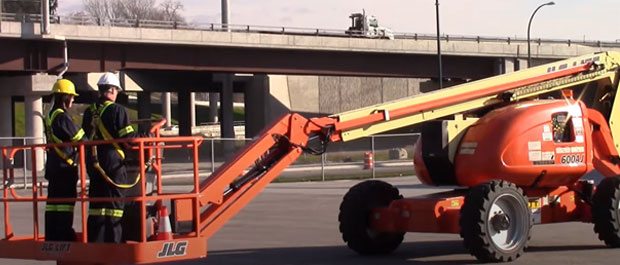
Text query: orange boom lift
2 51 620 263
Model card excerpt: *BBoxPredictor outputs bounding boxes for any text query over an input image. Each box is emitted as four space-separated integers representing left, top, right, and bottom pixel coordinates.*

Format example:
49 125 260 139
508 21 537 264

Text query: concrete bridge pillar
123 70 212 136
0 74 55 172
190 92 196 127
24 95 45 171
495 58 517 75
177 91 192 136
137 91 152 132
516 58 529 70
176 91 198 136
244 75 268 138
0 96 13 149
208 93 219 123
220 74 235 139
162 92 172 128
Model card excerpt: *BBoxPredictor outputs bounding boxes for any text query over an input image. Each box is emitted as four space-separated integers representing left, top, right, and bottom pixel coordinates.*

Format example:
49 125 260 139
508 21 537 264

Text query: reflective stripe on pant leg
46 204 75 212
89 208 124 218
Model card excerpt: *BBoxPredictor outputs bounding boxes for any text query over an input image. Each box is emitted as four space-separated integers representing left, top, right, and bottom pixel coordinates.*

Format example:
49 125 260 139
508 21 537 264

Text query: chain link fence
158 133 419 184
1 133 420 188
0 137 46 189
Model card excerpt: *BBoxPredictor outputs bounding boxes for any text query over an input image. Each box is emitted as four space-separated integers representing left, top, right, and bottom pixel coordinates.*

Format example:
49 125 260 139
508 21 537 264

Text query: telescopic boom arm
197 52 620 238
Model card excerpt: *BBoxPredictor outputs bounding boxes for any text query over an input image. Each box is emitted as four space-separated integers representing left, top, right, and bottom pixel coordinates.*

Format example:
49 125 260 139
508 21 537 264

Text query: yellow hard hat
52 79 79 96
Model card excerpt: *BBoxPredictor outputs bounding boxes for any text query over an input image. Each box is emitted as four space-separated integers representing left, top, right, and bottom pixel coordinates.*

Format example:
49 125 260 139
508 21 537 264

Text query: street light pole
527 1 555 67
435 0 442 89
0 0 3 33
221 0 230 31
41 0 50 34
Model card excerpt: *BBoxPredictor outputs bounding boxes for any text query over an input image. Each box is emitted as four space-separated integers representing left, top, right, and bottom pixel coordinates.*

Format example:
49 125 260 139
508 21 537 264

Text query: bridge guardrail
2 12 620 48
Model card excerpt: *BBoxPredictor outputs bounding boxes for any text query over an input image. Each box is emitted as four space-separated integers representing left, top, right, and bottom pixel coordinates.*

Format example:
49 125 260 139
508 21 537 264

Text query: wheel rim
366 228 379 239
487 193 528 251
616 199 620 219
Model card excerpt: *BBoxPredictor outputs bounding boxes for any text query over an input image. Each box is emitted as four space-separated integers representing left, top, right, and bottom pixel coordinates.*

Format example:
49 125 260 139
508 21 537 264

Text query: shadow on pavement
268 183 441 191
170 240 475 265
526 244 606 252
393 184 454 190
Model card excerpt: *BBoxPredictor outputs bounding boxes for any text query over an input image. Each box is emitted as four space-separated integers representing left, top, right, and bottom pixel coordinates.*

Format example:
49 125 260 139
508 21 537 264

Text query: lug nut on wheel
491 213 510 231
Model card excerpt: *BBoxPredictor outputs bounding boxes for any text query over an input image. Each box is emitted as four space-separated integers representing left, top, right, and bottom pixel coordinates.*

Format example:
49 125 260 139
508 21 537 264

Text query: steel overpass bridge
1 15 618 169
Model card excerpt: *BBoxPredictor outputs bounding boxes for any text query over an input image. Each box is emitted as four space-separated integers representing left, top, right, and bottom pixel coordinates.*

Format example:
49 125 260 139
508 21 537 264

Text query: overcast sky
57 0 620 41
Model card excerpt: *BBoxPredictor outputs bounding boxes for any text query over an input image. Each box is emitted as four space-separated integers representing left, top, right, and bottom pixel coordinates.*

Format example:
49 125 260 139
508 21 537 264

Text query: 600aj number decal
560 154 584 164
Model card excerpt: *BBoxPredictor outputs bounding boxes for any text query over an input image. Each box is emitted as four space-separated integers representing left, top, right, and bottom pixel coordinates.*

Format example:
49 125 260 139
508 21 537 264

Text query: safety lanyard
89 101 141 189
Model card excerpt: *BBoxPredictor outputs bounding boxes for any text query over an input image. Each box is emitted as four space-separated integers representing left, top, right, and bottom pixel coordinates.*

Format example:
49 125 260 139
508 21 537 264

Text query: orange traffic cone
152 205 173 240
363 151 374 170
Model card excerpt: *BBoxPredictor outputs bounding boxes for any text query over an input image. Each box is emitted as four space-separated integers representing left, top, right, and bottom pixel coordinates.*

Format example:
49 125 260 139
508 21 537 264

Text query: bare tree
116 0 155 23
108 0 129 22
82 0 185 26
159 0 183 22
82 0 109 25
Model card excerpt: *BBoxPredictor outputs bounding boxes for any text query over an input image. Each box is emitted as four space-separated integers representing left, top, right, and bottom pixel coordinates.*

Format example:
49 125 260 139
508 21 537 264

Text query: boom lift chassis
2 51 620 263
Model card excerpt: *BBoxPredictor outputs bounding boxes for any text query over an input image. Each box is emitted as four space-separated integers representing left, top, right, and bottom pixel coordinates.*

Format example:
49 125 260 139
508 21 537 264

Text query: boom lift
2 51 620 263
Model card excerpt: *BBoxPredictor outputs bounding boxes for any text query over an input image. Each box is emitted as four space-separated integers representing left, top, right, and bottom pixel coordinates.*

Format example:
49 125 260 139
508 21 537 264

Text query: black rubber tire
592 176 620 247
460 180 532 262
338 180 404 255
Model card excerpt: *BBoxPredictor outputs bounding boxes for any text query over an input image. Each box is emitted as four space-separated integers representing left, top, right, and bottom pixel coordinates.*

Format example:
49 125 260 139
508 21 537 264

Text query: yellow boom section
332 51 620 142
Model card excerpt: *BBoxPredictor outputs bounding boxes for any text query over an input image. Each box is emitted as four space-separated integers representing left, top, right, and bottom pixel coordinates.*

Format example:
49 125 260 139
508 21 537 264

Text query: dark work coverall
83 99 139 243
44 107 86 241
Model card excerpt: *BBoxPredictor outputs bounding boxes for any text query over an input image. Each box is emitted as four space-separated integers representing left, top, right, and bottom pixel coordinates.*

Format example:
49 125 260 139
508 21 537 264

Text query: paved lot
2 177 620 265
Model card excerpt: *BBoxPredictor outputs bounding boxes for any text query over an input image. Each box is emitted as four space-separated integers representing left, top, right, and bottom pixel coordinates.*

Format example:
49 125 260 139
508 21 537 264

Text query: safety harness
44 108 83 214
88 101 141 189
44 108 85 166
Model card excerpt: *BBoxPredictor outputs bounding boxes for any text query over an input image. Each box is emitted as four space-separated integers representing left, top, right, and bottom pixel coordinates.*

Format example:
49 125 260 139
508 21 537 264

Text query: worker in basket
44 79 86 241
82 72 151 243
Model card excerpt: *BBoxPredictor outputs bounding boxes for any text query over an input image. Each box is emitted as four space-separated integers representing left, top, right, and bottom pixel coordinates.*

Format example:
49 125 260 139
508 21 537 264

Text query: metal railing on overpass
2 12 620 48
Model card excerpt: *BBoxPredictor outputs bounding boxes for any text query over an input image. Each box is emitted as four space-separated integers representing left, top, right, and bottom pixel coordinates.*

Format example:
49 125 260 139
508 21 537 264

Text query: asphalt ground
2 177 620 265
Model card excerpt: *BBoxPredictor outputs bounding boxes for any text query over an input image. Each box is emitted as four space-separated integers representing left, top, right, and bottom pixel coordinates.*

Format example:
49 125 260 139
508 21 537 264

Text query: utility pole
219 0 235 140
435 0 443 89
221 0 230 31
41 0 50 34
208 2 231 123
0 0 3 33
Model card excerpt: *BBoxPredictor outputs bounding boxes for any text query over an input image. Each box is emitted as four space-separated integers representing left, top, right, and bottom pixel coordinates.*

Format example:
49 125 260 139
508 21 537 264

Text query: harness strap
89 101 141 189
44 108 84 166
93 101 125 160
